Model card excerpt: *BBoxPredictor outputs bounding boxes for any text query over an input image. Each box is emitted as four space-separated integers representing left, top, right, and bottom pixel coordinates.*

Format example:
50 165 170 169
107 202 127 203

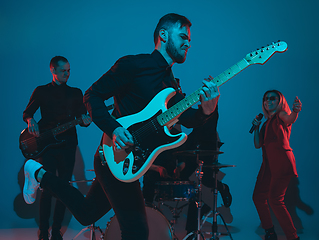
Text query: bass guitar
20 104 114 159
101 41 288 182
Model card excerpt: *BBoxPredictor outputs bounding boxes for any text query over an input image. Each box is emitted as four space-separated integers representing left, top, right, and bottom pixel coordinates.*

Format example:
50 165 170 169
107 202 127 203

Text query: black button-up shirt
23 82 87 146
84 50 212 138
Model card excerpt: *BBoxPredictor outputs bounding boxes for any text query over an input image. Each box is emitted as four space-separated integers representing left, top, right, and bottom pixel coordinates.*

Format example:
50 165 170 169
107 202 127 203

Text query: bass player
22 56 91 240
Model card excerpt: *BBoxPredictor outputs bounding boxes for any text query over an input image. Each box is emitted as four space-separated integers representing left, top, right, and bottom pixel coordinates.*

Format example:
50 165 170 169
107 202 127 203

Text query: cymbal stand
160 201 189 240
72 222 104 240
183 154 205 240
208 166 233 240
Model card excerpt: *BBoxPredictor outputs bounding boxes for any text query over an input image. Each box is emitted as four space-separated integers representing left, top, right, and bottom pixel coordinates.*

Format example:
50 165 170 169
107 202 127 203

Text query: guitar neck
157 58 250 126
212 58 250 87
51 116 84 136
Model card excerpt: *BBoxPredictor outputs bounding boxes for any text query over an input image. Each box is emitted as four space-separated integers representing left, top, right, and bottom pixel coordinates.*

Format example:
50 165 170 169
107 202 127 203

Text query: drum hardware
183 154 206 240
72 222 104 240
159 201 190 240
206 163 235 240
173 150 224 157
69 178 104 240
178 147 234 240
155 181 197 202
155 180 197 239
69 179 95 183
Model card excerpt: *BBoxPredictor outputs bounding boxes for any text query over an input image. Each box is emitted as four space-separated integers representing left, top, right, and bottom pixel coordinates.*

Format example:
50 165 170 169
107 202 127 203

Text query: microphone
249 113 263 134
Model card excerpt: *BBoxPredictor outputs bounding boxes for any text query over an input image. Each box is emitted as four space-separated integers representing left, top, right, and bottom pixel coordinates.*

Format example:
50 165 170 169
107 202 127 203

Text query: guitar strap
99 103 116 167
99 144 107 166
168 69 182 94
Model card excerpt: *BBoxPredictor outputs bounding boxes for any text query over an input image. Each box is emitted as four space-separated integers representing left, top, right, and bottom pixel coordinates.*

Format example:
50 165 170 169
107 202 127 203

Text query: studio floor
5 189 317 240
0 214 317 240
0 226 316 240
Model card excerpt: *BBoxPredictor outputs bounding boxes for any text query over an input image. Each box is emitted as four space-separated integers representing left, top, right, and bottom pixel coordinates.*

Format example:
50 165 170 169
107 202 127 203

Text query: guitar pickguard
126 111 181 174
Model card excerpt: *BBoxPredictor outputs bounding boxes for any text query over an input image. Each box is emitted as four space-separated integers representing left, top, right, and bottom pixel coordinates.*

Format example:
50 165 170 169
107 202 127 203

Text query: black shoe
38 231 49 240
50 230 63 240
265 226 277 240
265 232 277 240
219 183 232 208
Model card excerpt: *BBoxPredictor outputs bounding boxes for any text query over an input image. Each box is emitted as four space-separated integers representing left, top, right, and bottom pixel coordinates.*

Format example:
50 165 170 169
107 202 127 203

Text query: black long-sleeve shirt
84 50 213 138
23 82 87 146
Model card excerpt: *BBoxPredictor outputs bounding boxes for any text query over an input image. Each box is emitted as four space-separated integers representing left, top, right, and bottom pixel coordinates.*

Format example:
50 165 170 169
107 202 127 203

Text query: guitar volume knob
134 146 141 152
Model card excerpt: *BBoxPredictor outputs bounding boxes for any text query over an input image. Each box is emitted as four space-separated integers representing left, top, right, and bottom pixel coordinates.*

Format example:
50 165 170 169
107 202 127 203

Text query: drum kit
73 148 235 240
105 147 235 240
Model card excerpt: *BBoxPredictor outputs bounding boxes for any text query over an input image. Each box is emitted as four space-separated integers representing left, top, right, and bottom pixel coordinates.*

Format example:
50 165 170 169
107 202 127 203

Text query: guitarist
23 14 219 240
83 12 219 240
22 56 91 240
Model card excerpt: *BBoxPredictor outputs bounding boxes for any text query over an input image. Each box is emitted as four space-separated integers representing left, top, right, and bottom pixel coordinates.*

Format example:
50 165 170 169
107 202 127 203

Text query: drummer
142 105 232 234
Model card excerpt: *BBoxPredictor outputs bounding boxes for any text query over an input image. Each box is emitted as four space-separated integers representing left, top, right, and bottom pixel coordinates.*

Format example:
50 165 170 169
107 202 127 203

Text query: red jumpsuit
253 112 298 240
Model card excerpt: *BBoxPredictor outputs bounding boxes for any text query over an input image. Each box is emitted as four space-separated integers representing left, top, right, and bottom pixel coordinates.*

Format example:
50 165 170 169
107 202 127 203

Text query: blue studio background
1 0 318 239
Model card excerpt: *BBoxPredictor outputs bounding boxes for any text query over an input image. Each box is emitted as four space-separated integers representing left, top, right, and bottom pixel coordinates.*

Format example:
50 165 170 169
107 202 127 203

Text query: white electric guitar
101 41 288 182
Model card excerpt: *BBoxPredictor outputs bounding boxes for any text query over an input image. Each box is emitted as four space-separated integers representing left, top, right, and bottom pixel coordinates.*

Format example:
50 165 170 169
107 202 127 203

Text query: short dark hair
50 56 68 69
154 13 192 45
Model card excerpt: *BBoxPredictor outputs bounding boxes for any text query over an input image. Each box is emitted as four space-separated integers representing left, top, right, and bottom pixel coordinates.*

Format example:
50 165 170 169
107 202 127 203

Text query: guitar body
19 128 65 159
102 88 187 182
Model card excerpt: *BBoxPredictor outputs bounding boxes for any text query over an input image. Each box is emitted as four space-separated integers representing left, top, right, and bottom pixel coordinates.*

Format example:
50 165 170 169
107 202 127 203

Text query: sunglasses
264 96 278 101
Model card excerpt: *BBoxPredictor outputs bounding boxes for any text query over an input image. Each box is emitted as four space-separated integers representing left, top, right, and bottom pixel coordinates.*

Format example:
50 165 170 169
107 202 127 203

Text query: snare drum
155 181 196 201
104 206 173 240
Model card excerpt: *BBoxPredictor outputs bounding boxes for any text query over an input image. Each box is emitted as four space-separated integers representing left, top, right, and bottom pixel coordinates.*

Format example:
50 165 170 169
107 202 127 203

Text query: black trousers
39 146 76 232
41 148 149 240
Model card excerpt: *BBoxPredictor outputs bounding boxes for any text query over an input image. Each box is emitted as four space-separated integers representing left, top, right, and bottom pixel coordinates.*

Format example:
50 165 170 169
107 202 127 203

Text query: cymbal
173 150 224 156
204 162 236 169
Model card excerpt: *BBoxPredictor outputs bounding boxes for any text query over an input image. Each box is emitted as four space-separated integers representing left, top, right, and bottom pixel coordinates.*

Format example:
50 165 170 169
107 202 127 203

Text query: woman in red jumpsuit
252 90 302 240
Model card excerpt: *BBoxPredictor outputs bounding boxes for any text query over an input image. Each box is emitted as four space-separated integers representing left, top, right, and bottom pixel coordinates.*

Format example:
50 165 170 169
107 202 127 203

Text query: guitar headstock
245 41 288 65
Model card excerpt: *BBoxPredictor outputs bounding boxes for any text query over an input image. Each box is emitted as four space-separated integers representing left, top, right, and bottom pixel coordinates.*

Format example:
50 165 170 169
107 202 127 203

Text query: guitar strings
22 130 59 145
22 119 81 146
131 120 157 142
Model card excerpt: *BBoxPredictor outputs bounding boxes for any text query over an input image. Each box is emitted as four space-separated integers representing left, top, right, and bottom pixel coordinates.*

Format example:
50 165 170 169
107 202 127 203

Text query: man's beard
166 37 186 63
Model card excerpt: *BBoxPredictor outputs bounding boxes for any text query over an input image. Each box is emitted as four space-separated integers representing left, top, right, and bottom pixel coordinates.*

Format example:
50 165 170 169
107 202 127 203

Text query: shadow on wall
13 146 91 232
255 176 314 236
